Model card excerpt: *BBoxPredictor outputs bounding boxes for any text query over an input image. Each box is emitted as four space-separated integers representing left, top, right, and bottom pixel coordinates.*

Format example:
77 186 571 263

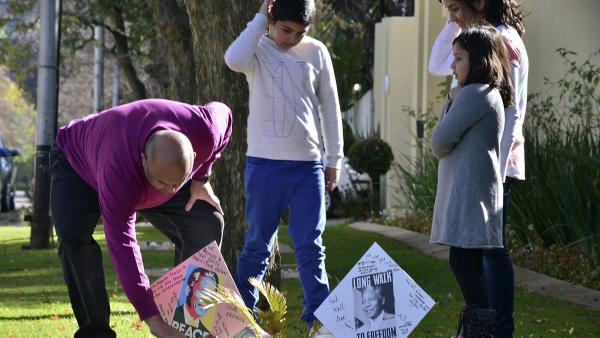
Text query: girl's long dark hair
482 0 525 36
438 0 525 36
453 26 514 107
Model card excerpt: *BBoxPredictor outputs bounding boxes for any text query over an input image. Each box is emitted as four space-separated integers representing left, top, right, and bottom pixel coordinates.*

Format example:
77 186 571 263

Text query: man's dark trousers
50 146 223 338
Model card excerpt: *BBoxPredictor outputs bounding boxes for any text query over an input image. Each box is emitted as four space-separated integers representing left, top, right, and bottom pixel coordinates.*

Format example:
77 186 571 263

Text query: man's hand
145 315 184 338
324 167 340 192
185 179 224 214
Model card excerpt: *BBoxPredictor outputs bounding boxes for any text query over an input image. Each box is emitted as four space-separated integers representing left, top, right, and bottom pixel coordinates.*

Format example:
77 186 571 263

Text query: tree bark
111 5 147 100
182 0 257 274
144 0 195 102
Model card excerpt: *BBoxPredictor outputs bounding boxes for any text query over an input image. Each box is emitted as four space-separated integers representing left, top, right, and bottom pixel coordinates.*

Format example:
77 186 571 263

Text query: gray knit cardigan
430 83 504 248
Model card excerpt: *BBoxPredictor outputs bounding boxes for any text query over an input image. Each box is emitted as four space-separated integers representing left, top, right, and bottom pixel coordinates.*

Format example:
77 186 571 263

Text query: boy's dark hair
453 26 514 107
438 0 525 36
270 0 316 25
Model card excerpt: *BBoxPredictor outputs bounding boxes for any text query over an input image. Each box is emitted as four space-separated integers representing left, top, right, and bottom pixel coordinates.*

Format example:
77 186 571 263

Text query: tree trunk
144 0 195 102
111 5 147 100
183 0 264 276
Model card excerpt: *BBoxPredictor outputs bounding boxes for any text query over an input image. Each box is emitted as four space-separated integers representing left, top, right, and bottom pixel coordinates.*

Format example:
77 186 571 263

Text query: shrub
347 137 394 213
347 137 394 182
335 188 371 220
394 150 438 223
510 48 600 267
342 118 356 155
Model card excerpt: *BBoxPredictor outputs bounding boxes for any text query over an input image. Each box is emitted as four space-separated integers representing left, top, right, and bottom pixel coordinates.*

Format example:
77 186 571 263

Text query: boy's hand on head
260 0 270 15
325 167 340 192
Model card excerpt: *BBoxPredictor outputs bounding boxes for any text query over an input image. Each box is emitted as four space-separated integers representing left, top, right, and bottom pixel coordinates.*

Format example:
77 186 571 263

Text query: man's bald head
142 130 195 193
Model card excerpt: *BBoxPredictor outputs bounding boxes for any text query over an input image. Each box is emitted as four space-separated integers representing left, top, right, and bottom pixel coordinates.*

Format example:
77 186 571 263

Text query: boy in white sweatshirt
225 0 343 332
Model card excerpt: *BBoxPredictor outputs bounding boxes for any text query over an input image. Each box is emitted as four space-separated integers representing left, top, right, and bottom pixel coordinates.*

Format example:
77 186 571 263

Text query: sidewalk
348 221 600 310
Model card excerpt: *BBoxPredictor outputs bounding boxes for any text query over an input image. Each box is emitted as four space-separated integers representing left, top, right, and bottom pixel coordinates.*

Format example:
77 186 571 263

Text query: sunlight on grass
278 225 600 337
1 225 599 337
0 225 159 337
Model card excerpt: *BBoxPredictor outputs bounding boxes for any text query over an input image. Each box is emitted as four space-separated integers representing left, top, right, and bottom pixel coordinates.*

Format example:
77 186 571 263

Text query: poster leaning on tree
150 241 249 338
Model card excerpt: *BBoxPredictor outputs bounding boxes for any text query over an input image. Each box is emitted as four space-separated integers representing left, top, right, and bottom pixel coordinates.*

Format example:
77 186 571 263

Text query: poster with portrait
314 242 436 338
151 241 249 338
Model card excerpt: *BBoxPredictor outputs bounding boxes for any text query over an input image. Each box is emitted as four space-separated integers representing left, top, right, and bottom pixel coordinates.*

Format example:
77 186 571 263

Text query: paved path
349 222 600 310
14 190 31 209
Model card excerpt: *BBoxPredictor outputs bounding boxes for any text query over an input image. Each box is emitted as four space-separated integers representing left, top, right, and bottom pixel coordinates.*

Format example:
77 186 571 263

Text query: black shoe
472 308 496 338
454 305 472 337
457 305 496 338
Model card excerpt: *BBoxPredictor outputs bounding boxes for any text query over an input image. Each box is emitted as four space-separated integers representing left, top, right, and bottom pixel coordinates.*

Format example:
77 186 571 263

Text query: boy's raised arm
224 0 270 73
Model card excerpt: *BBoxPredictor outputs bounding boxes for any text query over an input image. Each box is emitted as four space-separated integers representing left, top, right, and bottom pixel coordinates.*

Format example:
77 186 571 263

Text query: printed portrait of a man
354 284 396 332
171 265 219 334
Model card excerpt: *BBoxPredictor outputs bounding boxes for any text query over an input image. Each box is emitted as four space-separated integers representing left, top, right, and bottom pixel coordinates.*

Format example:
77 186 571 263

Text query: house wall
374 17 419 209
373 0 600 212
519 0 600 97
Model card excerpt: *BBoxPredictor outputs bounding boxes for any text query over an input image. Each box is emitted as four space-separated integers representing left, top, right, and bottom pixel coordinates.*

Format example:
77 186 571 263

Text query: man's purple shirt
55 99 232 319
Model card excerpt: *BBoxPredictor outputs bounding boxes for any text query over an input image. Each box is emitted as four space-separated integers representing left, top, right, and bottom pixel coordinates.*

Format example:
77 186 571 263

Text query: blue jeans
483 178 516 338
235 157 329 325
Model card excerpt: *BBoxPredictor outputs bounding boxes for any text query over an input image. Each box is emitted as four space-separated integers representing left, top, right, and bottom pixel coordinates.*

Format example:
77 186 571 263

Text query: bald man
50 99 232 337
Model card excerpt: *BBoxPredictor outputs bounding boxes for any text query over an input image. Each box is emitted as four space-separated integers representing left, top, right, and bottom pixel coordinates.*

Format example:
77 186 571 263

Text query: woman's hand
508 137 524 165
448 85 461 101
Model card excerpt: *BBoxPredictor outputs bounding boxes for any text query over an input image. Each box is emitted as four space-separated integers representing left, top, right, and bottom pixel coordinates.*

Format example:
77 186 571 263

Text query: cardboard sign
151 241 249 338
315 242 435 338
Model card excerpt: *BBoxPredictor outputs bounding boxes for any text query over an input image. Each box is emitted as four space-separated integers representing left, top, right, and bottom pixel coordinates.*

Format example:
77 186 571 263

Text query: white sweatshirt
428 22 529 180
224 14 343 169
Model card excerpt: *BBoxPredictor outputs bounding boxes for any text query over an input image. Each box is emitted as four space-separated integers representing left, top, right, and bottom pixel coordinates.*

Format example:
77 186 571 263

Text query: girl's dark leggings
449 247 490 308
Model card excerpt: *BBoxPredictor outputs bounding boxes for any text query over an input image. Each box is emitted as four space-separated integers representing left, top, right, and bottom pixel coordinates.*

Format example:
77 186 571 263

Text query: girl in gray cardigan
430 26 513 338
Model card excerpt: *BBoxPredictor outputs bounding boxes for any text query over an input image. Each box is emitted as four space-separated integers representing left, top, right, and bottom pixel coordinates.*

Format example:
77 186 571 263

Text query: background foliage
395 49 600 288
510 49 599 269
0 67 36 187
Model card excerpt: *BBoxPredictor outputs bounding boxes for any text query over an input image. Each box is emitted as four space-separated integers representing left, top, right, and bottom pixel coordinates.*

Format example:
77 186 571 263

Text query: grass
279 225 600 338
1 224 599 338
0 225 163 337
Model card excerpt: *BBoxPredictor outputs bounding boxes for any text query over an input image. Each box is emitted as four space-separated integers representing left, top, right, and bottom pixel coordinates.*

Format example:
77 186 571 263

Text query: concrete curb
349 222 600 310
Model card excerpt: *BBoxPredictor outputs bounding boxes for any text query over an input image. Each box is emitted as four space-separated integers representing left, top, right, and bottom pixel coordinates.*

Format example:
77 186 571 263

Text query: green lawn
0 224 598 338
